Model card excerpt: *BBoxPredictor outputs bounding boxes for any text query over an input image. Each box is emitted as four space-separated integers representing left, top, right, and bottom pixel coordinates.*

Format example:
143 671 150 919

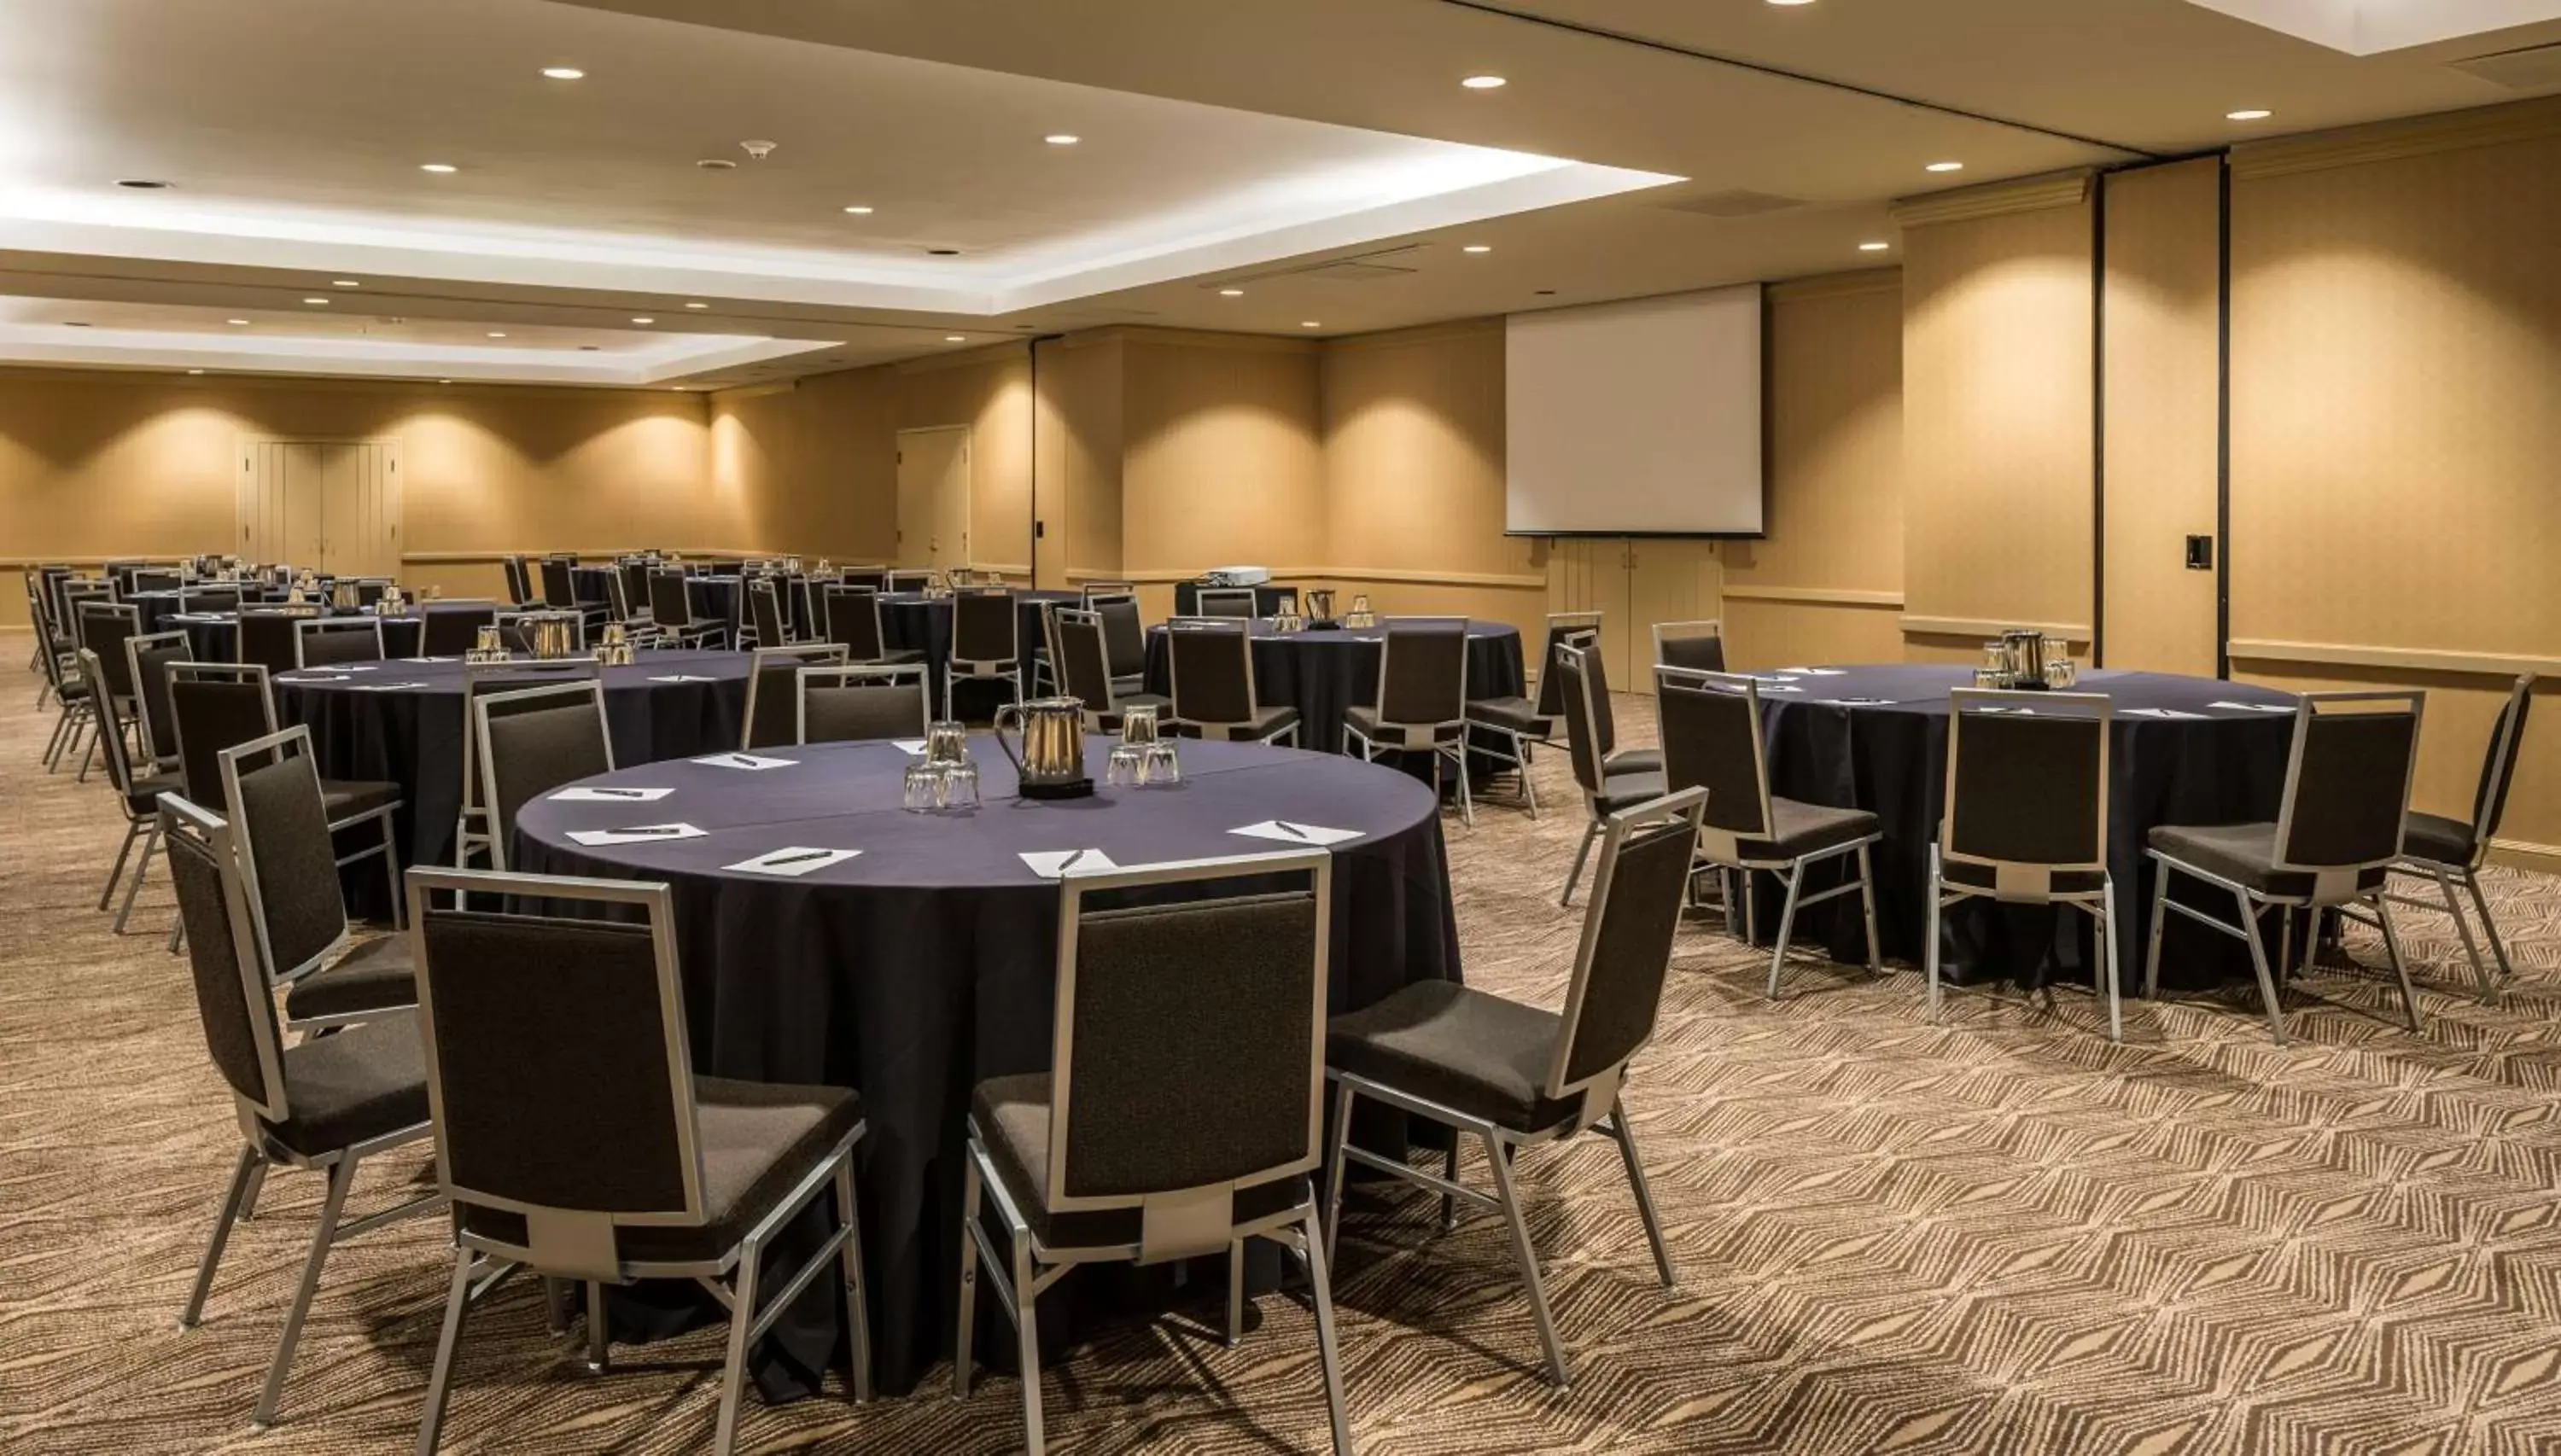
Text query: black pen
1059 849 1086 873
1272 821 1309 841
761 849 832 866
617 825 688 837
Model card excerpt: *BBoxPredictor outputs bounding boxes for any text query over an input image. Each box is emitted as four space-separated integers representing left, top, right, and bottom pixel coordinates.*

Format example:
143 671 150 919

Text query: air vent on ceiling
2448 41 2561 90
1659 188 1808 218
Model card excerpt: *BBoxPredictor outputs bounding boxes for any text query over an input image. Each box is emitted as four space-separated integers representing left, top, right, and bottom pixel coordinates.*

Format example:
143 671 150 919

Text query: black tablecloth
169 609 426 663
1745 666 2297 988
1173 581 1297 616
1140 620 1526 755
273 650 750 911
513 736 1460 1399
878 591 1080 719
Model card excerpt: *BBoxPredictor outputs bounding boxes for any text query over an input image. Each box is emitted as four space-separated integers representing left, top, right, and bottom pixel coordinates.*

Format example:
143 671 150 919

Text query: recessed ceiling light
1859 240 1891 252
1461 75 1507 89
1768 0 1817 6
684 300 709 308
541 66 585 80
331 279 360 288
303 297 330 305
2227 108 2272 121
1301 321 1321 329
1462 244 1492 253
487 331 508 338
1925 160 1964 173
116 178 172 189
187 368 204 375
419 162 457 173
438 378 452 384
695 157 737 170
631 316 655 324
226 317 249 325
1218 288 1245 297
1044 134 1080 146
671 386 688 391
843 205 874 214
945 335 967 342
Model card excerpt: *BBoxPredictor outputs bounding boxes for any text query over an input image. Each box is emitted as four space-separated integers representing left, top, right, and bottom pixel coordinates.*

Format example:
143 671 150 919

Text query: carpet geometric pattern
4 632 2558 1454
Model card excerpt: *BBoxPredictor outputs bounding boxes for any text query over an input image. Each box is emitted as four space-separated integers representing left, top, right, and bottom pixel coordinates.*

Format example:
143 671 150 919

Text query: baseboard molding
1077 565 1545 591
2489 838 2561 877
400 550 767 565
1725 584 1905 608
2228 638 2560 679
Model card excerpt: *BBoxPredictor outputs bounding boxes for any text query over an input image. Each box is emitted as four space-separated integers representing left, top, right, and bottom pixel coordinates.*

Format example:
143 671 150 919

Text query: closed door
240 439 400 575
896 427 971 570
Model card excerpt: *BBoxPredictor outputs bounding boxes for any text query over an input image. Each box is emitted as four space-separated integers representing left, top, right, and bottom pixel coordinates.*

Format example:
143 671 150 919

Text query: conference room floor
4 644 2558 1454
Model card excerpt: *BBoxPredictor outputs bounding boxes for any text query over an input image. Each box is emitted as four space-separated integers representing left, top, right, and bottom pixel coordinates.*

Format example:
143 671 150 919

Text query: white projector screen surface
1504 284 1764 535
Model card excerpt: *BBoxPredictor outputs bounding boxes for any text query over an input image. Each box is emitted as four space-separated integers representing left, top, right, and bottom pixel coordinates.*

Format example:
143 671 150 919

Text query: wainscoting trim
1073 565 1545 591
2227 638 2561 678
1724 584 1905 608
1903 615 2093 641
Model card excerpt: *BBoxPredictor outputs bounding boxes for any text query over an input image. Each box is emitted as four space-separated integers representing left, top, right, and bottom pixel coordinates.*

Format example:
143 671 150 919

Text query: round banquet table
169 608 427 663
1740 665 2299 989
272 649 750 911
1139 618 1527 755
877 589 1080 719
511 735 1461 1400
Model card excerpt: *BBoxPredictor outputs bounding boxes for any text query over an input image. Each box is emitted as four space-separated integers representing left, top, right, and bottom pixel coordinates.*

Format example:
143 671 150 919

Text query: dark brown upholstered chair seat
2148 822 2390 897
1592 769 1669 814
265 1016 430 1158
1605 747 1663 776
124 768 183 815
320 778 402 819
1464 694 1549 736
1325 981 1579 1133
2401 811 2478 868
458 1076 862 1263
970 1073 1306 1249
282 936 417 1022
1192 703 1299 740
1342 705 1456 744
1741 799 1882 863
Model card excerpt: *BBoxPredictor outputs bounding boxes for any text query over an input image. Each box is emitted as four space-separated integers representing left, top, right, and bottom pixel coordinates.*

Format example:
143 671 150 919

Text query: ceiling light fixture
1925 160 1964 172
541 66 585 80
116 178 172 189
487 331 508 338
303 296 330 305
331 279 360 288
2227 108 2272 121
631 316 655 324
439 378 452 384
419 162 457 173
1301 320 1321 329
1461 75 1507 89
1859 240 1891 252
684 300 709 308
1044 133 1080 146
227 317 249 325
1218 288 1245 297
1462 244 1492 253
945 335 966 342
187 369 204 375
1768 0 1817 5
696 157 737 170
843 205 874 214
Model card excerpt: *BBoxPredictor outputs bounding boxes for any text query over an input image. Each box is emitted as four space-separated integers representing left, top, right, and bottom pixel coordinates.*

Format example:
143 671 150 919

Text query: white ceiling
0 0 2552 388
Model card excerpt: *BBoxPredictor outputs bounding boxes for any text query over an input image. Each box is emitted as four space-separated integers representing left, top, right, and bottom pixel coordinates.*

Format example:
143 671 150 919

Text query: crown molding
1891 171 2093 228
2231 96 2561 181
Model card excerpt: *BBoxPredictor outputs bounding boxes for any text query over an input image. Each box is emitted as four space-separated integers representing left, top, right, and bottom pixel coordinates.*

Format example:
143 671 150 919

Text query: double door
237 439 402 578
1543 537 1724 688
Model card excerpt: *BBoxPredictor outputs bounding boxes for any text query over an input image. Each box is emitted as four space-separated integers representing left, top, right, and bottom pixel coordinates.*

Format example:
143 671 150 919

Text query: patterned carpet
4 629 2558 1455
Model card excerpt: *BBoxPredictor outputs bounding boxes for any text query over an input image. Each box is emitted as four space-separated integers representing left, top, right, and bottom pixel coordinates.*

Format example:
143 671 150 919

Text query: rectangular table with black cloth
1172 581 1297 617
168 609 426 664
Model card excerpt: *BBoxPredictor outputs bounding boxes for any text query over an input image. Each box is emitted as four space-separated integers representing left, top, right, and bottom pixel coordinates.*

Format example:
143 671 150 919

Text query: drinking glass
925 720 971 766
474 625 502 656
1106 744 1148 788
1142 740 1181 784
941 760 981 809
902 761 945 812
1119 704 1161 749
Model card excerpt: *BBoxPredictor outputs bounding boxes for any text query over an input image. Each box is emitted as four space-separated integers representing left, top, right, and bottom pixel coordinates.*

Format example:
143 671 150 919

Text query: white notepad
650 673 720 684
550 786 674 803
891 739 929 755
691 751 796 771
1021 848 1120 879
1229 819 1362 847
2123 707 2207 720
567 822 706 847
353 681 430 691
1780 667 1848 676
2210 700 2295 713
726 846 860 877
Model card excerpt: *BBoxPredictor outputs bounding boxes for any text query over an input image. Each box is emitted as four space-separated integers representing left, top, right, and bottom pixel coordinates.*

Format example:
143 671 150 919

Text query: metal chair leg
1856 843 1884 976
1439 1139 1461 1232
179 1147 260 1329
1298 1209 1356 1456
2465 874 2517 983
2100 877 2124 1043
1925 849 1946 1022
2236 891 2290 1047
253 1156 357 1427
1012 1232 1047 1456
1450 745 1474 828
413 1249 475 1456
1765 862 1808 1000
1321 1081 1354 1267
114 823 160 934
711 1233 762 1456
1225 1238 1245 1348
954 1156 982 1400
236 1160 268 1221
1607 1100 1676 1289
2430 866 2497 1004
2374 894 2423 1034
99 819 144 911
2144 862 2172 1002
834 1156 873 1403
1485 1130 1567 1387
1561 820 1599 906
580 1282 610 1373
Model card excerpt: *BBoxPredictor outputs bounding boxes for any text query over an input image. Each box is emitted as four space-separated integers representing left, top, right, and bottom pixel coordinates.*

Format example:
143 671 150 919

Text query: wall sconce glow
419 163 458 173
1461 75 1508 89
2227 108 2273 120
1925 160 1964 173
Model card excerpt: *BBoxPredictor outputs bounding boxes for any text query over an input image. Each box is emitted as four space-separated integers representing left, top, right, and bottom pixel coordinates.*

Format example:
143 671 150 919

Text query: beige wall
1034 332 1126 590
1118 333 1322 619
894 347 1036 580
710 370 898 564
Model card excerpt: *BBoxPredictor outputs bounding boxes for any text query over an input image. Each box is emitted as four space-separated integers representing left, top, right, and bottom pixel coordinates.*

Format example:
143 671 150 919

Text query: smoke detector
739 139 778 161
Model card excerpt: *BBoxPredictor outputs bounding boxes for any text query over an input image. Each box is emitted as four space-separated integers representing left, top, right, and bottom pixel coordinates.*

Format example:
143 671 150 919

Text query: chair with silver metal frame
125 627 192 772
1055 607 1169 733
742 643 849 749
1652 619 1728 673
540 556 580 609
1167 620 1298 746
1464 614 1613 820
473 678 614 871
1080 579 1135 607
1344 618 1473 824
1553 643 1666 906
945 587 1022 722
885 568 936 594
35 611 96 772
76 648 183 932
2383 673 2535 1004
2144 691 2428 1045
237 609 312 677
420 602 499 657
73 600 143 780
295 615 385 668
746 578 790 649
501 555 537 607
955 850 1351 1456
618 559 656 624
162 794 440 1431
822 585 916 670
1657 665 1883 999
218 725 418 1026
405 865 872 1456
1322 787 1704 1388
454 660 604 869
169 661 405 909
1926 690 2124 1040
797 663 930 744
839 566 890 594
1194 587 1259 620
1093 595 1149 698
184 583 243 615
646 569 728 649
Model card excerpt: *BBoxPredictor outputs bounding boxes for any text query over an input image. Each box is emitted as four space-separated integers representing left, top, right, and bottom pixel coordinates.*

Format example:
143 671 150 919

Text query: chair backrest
421 603 499 656
2467 675 2537 855
1546 789 1708 1111
1047 852 1330 1260
1584 631 1627 759
747 579 790 648
1653 620 1727 673
1654 666 1777 844
1941 690 2112 891
219 727 355 984
184 584 242 614
1054 609 1121 719
2275 691 2424 877
743 644 849 748
1534 614 1601 720
618 561 653 618
501 555 535 606
475 681 615 869
1553 644 1608 797
798 665 930 743
161 795 289 1122
458 659 602 829
77 602 143 702
840 566 890 593
540 557 578 609
1373 618 1468 731
132 568 183 597
57 578 112 639
1095 596 1146 679
1168 622 1257 726
647 569 691 628
296 616 385 667
405 867 706 1276
1196 588 1258 620
824 585 888 661
885 569 936 594
1082 580 1135 607
73 650 147 798
951 588 1018 665
169 662 278 810
353 578 394 608
237 610 307 675
125 628 193 764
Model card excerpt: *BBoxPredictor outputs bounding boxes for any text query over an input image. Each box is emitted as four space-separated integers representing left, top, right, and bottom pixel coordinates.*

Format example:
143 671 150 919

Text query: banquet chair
76 649 182 932
420 603 499 657
132 567 184 597
296 616 385 668
1345 617 1474 826
455 660 603 869
404 866 872 1456
540 556 579 609
1323 787 1702 1388
746 578 790 649
1464 614 1618 821
1080 579 1135 607
743 643 849 749
74 601 144 780
352 578 394 609
1578 628 1661 779
1652 620 1727 673
946 587 1022 722
840 566 890 593
617 560 656 624
647 569 727 649
798 664 930 743
168 662 405 903
1195 587 1259 619
2144 691 2426 1045
474 679 614 871
886 569 936 594
162 795 439 1432
23 569 56 684
183 584 243 614
1553 644 1666 906
127 630 195 770
1167 621 1299 746
956 851 1351 1456
217 725 418 1022
238 610 312 677
36 614 96 772
1055 608 1169 733
1657 666 1882 998
2383 674 2535 1001
1926 690 2123 1040
822 585 924 668
1094 595 1150 698
501 555 538 607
